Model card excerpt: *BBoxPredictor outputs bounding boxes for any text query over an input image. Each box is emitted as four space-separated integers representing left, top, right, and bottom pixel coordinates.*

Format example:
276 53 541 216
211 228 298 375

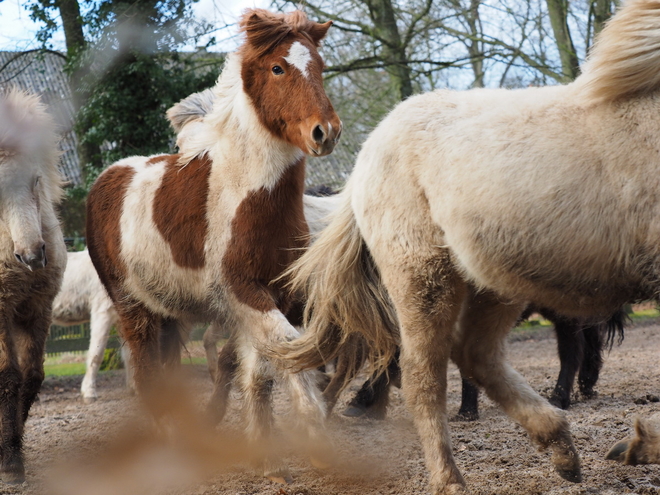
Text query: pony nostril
312 125 326 144
14 253 23 265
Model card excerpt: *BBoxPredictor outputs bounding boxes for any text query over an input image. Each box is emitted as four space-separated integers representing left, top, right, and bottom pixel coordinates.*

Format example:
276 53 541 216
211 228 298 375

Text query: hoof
605 439 629 462
452 411 479 422
265 467 293 485
310 456 332 470
82 396 97 405
550 431 582 483
556 466 582 483
548 395 570 410
342 405 366 418
0 465 25 485
266 474 293 485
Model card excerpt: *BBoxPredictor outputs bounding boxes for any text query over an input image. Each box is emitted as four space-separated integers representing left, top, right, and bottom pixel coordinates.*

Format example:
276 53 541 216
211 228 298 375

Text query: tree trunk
366 0 413 100
546 0 579 82
592 0 614 38
466 0 484 88
56 0 104 174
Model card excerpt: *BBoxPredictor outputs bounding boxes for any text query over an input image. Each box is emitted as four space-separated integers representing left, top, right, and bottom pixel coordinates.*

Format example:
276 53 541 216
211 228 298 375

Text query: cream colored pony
281 1 660 493
0 88 66 483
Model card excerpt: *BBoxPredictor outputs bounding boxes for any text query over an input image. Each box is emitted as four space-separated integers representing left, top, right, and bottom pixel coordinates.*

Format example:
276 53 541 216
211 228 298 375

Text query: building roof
0 50 82 186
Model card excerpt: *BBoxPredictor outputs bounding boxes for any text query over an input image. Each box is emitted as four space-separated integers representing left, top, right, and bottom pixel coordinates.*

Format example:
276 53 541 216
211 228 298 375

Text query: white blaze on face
284 41 312 78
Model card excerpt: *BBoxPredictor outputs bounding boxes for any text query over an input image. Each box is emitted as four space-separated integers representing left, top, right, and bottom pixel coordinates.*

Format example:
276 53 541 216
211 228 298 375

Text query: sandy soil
3 320 660 495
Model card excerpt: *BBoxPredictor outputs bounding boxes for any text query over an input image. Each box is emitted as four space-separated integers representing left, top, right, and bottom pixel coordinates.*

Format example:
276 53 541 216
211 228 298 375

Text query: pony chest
220 160 308 309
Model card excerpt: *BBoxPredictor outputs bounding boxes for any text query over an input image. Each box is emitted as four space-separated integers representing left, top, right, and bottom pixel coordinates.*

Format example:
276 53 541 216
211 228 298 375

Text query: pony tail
577 0 660 105
278 185 399 388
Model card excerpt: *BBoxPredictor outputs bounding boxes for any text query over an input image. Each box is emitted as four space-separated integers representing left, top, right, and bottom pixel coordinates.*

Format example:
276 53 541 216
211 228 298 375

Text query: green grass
630 308 660 320
44 362 86 377
43 356 209 377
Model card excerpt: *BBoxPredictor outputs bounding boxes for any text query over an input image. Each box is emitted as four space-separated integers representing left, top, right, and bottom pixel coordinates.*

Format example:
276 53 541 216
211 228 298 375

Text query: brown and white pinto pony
0 88 66 483
86 9 340 482
280 1 660 493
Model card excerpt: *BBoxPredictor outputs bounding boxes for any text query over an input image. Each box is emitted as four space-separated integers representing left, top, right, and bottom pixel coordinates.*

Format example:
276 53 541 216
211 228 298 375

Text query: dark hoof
452 411 479 422
342 405 367 418
605 440 629 462
556 466 582 483
0 465 25 485
548 395 570 410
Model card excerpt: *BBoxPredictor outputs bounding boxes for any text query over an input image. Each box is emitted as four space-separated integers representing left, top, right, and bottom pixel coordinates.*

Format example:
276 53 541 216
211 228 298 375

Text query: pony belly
121 260 217 320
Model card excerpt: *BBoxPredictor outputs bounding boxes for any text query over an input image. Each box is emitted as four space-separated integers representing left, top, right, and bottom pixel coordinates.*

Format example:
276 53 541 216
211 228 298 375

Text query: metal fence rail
45 324 207 355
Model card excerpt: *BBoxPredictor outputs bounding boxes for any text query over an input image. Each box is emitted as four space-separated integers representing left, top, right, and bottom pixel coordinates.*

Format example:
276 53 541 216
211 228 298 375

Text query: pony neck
180 53 305 192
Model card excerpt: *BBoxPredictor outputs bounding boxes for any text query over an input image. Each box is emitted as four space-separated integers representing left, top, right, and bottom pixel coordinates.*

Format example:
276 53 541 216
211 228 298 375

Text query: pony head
0 89 61 271
239 9 341 157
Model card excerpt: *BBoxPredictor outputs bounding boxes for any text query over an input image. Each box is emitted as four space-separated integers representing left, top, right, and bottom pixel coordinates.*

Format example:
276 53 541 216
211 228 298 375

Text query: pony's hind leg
544 310 584 409
374 251 468 495
453 288 581 483
81 308 115 403
115 300 163 413
207 334 238 424
454 377 479 421
577 323 604 399
343 350 400 419
203 322 224 380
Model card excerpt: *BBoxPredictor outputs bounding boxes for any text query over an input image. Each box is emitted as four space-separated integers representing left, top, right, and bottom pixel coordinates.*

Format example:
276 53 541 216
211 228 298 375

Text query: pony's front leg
263 310 330 468
379 257 468 495
81 308 115 403
453 287 581 483
0 324 25 484
235 331 289 483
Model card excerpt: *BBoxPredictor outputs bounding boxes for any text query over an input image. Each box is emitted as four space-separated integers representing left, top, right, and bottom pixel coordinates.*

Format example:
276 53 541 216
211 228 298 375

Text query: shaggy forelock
239 9 323 57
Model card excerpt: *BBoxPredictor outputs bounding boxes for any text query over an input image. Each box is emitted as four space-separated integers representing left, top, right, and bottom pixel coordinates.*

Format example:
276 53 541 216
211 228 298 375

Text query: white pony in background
51 249 131 402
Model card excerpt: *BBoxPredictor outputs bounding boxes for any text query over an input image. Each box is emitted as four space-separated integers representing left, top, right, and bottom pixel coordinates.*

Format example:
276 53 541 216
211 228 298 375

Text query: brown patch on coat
153 154 211 269
222 157 308 313
146 155 170 166
86 165 135 300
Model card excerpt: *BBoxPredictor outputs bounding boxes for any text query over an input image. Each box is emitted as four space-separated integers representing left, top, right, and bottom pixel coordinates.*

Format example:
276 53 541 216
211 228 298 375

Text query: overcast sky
0 0 268 52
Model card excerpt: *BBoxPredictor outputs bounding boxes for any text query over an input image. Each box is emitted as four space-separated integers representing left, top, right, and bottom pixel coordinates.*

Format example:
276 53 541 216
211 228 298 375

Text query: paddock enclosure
1 319 658 494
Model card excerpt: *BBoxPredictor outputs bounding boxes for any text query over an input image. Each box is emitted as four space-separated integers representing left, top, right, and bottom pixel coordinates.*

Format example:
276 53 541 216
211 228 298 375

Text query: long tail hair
577 0 660 104
279 184 399 386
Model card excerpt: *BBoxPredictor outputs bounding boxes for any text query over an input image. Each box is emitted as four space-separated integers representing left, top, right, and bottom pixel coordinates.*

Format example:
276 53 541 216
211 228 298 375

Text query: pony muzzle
14 242 47 271
308 121 342 157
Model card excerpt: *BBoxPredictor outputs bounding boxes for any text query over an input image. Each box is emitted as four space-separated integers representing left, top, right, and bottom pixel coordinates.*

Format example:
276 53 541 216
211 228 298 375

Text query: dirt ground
4 319 660 495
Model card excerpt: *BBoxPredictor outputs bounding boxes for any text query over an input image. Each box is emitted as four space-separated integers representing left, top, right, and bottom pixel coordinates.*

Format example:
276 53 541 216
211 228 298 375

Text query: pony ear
634 418 657 441
307 21 332 46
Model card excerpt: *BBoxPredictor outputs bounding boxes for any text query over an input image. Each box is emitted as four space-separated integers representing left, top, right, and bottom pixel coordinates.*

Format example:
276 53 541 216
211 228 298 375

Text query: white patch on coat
284 41 312 78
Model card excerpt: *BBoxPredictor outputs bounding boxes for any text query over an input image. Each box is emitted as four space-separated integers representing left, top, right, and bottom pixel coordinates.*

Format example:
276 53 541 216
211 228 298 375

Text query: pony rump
279 186 399 386
240 9 331 58
577 0 660 104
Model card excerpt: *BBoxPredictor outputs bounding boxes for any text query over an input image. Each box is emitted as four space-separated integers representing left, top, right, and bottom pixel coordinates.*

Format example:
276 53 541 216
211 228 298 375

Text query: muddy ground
4 319 660 495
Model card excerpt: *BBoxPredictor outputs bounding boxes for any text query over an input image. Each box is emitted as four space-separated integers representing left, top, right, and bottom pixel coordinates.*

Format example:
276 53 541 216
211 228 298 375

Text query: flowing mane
577 0 660 104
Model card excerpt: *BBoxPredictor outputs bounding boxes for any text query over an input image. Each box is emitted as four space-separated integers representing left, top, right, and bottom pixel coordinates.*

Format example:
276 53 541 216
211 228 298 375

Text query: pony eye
272 65 285 75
